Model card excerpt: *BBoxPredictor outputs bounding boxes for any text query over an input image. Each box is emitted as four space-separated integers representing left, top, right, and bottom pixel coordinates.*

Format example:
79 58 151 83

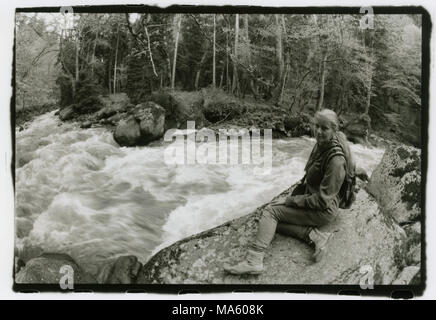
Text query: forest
15 12 422 146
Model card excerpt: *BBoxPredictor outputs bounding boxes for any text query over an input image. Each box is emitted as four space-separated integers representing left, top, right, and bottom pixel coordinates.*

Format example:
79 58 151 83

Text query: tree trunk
212 14 216 88
365 71 373 114
113 25 120 94
316 49 328 111
108 55 112 94
232 14 239 95
279 54 291 104
195 49 208 90
171 14 182 90
91 29 99 76
226 26 230 92
364 32 375 115
275 15 284 82
242 14 257 100
144 22 158 77
75 32 79 82
166 57 172 87
272 14 285 103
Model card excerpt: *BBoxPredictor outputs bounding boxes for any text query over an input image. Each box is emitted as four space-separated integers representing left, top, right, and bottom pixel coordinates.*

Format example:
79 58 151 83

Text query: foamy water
15 111 385 274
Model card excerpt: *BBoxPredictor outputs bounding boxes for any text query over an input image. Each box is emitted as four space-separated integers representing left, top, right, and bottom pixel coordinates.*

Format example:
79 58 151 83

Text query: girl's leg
276 222 311 242
250 203 331 252
224 204 334 274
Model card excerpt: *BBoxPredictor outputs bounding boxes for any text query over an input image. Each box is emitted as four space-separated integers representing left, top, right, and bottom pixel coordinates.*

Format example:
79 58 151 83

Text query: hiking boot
308 228 334 263
223 249 265 275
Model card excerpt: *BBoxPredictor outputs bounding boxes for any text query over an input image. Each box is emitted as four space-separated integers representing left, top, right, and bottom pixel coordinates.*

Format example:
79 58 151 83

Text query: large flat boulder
137 186 406 285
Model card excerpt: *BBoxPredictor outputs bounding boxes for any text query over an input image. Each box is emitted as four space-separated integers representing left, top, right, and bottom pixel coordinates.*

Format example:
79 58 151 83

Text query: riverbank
16 89 419 150
15 103 58 129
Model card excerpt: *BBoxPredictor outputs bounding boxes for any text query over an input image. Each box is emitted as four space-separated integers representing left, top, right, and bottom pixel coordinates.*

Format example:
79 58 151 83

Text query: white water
15 111 385 273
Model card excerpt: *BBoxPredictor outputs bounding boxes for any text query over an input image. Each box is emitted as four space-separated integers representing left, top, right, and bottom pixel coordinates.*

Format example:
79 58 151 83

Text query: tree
212 14 216 88
232 14 239 95
171 14 182 90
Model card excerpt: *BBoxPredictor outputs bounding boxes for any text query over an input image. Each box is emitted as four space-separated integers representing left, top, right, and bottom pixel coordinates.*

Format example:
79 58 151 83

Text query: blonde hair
314 109 339 131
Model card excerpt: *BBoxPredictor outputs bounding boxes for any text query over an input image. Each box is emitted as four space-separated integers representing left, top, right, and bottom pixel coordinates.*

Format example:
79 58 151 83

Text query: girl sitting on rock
224 109 356 275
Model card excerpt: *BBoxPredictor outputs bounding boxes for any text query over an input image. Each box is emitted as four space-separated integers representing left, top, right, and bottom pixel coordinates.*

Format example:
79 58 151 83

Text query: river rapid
15 111 385 274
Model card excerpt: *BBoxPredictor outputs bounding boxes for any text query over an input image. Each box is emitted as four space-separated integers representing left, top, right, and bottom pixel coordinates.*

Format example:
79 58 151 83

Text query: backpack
292 137 357 209
321 140 357 209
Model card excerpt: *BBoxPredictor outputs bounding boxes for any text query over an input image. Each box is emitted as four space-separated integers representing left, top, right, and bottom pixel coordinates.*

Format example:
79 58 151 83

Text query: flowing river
15 111 385 274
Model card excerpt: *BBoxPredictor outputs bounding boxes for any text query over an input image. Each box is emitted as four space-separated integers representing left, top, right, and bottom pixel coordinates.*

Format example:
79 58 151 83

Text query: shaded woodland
15 12 422 145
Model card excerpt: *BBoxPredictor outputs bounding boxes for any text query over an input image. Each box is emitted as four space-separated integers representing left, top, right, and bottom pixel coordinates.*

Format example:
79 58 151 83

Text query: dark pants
251 203 335 252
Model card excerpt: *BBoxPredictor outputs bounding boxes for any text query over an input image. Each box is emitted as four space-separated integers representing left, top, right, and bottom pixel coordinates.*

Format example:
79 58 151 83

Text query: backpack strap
321 145 346 174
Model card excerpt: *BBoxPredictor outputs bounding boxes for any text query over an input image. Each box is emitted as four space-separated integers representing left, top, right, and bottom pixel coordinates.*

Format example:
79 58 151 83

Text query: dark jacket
285 134 347 215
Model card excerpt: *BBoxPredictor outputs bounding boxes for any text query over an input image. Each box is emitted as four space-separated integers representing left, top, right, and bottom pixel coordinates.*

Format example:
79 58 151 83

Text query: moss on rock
367 145 421 224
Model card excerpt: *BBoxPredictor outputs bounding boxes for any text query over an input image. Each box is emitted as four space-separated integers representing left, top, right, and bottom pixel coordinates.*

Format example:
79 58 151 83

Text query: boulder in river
15 253 96 284
134 102 165 144
113 102 166 147
113 115 142 147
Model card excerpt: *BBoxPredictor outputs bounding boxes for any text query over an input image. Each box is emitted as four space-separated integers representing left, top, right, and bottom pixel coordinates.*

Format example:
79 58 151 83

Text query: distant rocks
113 102 165 147
95 105 117 120
57 91 211 147
343 114 371 144
59 104 76 121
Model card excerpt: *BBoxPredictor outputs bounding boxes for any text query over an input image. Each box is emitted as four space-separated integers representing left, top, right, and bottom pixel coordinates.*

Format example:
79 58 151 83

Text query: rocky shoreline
14 144 422 286
29 89 377 147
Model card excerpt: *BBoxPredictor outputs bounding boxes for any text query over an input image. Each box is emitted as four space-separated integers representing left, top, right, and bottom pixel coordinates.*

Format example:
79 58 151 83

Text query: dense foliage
16 12 421 144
